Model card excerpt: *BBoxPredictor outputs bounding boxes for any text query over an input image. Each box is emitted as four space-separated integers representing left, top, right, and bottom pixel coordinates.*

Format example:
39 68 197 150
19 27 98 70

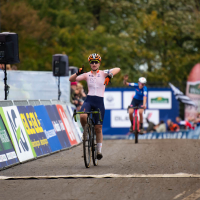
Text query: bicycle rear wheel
92 127 98 166
83 124 91 168
134 116 138 144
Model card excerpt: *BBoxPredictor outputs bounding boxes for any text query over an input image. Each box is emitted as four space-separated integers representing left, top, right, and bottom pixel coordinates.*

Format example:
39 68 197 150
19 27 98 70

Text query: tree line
1 0 200 87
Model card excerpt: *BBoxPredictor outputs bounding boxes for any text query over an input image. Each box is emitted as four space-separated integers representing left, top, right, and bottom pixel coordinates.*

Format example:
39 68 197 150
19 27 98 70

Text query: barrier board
67 105 83 141
26 106 52 155
45 105 71 148
18 106 43 156
0 107 35 162
56 104 78 145
0 115 19 168
34 105 62 152
18 106 51 156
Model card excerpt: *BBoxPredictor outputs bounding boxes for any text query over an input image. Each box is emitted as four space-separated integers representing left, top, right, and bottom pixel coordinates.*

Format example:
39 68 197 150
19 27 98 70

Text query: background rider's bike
73 109 102 168
128 106 145 144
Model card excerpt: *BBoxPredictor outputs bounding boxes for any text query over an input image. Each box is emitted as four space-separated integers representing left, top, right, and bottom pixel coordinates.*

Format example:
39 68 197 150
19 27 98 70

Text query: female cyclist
123 75 147 134
69 53 120 160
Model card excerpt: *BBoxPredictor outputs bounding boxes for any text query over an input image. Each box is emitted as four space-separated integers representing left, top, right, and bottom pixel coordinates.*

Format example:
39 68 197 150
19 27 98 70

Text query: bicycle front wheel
92 127 98 166
83 124 91 168
134 116 138 144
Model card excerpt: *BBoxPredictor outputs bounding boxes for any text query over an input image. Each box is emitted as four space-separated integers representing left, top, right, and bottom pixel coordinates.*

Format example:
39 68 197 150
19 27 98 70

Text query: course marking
182 188 200 200
1 173 200 180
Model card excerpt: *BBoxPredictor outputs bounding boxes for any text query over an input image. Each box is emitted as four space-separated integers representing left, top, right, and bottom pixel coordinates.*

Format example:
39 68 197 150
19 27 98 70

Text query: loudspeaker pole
3 63 9 100
58 76 61 100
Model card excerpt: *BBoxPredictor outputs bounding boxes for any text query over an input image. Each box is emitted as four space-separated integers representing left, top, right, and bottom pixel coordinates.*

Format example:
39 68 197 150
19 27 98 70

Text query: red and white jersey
76 69 113 97
179 120 194 130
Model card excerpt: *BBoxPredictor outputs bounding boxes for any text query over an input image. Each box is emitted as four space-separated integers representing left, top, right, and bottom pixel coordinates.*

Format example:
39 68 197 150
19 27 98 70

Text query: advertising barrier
67 105 83 140
128 127 200 140
18 106 44 157
0 106 36 162
45 105 71 149
0 115 19 169
34 105 62 152
26 106 52 155
103 87 179 136
56 104 78 145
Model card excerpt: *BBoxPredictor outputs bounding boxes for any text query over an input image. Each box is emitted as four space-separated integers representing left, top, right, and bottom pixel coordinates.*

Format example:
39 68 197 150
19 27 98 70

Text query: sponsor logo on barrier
111 110 159 128
148 91 172 109
104 92 122 109
7 110 29 153
151 97 169 103
44 129 56 139
0 154 7 162
58 108 76 141
6 152 17 160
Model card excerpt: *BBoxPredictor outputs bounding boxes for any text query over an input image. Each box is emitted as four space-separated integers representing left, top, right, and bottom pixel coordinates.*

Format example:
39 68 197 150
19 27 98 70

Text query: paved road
0 139 200 200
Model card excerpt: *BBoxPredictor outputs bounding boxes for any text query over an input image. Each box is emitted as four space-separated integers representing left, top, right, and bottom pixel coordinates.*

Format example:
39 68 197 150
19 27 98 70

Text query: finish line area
1 173 200 180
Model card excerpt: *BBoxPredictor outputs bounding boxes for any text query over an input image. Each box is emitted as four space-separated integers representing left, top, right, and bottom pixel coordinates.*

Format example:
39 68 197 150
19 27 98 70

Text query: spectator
76 82 86 101
167 119 180 132
154 120 166 133
145 117 156 133
194 113 200 128
70 82 79 106
176 116 194 130
11 65 18 70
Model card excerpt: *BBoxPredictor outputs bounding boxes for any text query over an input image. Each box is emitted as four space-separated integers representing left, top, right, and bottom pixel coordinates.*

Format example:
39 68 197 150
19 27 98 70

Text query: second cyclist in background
123 75 147 134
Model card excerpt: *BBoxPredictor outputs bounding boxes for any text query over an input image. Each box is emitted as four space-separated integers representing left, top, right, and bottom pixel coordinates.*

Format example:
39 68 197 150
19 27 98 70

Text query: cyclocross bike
128 106 145 144
73 109 102 168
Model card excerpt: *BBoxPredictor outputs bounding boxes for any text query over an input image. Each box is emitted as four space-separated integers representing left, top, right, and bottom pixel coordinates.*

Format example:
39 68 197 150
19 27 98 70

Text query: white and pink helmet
138 77 147 84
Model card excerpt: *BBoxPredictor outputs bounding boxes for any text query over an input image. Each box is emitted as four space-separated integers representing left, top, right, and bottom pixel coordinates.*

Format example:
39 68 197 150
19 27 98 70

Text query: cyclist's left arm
104 68 120 77
143 86 147 109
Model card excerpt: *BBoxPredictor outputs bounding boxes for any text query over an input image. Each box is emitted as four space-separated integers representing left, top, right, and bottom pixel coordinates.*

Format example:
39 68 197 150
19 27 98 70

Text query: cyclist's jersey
128 83 147 100
76 69 113 97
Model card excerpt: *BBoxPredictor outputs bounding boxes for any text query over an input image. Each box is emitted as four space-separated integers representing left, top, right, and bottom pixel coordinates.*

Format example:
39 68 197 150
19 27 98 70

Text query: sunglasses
138 82 145 86
90 61 99 64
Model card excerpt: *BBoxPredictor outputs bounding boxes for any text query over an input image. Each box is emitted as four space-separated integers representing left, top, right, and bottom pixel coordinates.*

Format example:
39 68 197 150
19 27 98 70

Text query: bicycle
127 106 145 144
73 108 102 168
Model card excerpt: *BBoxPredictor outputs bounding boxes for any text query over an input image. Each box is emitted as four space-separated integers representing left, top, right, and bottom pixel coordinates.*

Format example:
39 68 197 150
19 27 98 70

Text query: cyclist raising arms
69 53 120 160
123 75 147 134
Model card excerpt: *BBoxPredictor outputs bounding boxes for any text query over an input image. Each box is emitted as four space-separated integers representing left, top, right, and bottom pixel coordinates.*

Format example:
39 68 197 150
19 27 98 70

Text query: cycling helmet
88 53 101 62
138 77 147 84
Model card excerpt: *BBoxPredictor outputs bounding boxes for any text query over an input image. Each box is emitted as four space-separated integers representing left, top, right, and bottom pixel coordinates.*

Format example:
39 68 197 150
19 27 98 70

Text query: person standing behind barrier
69 53 120 160
167 119 180 132
154 120 167 133
176 116 194 130
123 75 147 134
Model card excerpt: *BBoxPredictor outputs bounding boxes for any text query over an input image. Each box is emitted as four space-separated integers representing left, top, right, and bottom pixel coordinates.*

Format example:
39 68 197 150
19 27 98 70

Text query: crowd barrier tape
0 100 83 170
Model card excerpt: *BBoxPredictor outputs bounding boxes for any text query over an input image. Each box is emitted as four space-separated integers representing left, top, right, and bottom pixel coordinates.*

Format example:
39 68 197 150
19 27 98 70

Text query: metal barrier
0 100 13 107
13 100 29 106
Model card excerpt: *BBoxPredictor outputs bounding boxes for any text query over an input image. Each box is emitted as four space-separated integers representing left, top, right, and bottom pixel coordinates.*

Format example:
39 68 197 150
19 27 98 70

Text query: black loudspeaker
69 66 78 75
0 32 20 64
52 54 69 76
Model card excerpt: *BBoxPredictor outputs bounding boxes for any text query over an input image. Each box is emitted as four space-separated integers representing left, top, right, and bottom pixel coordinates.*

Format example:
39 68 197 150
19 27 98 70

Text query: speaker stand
3 64 10 100
58 76 61 100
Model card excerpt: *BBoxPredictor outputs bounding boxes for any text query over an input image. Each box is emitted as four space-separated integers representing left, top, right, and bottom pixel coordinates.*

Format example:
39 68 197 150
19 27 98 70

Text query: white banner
123 91 136 109
2 106 35 162
0 71 70 102
148 91 172 109
104 92 122 109
111 109 159 128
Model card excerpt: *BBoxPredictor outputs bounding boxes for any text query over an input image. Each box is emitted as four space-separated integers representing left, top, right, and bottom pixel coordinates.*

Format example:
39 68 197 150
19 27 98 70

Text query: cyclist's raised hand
104 75 112 85
76 65 85 76
123 74 129 85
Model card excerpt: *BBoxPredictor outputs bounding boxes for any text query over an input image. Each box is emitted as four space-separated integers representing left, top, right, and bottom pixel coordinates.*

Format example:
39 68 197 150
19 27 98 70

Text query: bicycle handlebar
73 108 103 122
127 106 146 114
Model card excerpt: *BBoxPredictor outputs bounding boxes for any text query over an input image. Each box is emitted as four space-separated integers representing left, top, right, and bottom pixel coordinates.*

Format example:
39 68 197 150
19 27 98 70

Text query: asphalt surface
0 139 200 200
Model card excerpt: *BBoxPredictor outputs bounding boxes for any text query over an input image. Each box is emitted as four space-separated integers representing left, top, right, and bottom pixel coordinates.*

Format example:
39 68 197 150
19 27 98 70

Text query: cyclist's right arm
69 67 86 82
